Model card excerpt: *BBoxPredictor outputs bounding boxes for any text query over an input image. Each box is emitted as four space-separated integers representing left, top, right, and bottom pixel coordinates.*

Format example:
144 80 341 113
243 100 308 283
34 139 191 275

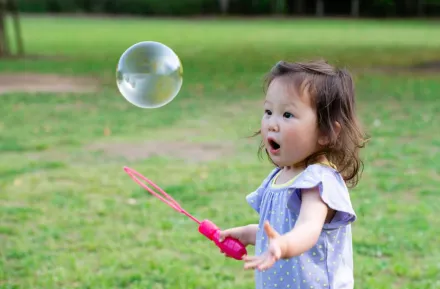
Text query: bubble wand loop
123 166 247 260
124 167 201 224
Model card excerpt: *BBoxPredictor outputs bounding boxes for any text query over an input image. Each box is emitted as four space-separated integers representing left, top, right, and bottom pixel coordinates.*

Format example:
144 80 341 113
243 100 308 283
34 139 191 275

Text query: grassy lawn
1 15 440 289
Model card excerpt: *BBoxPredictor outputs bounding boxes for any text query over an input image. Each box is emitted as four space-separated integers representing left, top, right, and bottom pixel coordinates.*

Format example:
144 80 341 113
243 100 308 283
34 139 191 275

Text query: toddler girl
220 60 368 289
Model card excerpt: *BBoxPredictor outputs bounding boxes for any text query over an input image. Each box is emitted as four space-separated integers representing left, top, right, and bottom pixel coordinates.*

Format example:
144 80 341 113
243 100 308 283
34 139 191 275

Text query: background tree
0 0 24 58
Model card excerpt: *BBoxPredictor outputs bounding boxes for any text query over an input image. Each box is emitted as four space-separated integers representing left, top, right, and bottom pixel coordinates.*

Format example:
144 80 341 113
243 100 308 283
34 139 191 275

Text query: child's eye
265 109 272 116
284 112 294 118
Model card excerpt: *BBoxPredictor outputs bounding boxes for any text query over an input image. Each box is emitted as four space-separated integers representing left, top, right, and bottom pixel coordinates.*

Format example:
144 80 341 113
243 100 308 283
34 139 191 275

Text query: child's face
261 76 322 168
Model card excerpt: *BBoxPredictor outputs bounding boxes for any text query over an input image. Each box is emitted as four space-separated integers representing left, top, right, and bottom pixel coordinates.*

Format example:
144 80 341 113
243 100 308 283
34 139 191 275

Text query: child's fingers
258 255 277 271
242 254 259 264
218 230 231 242
219 228 240 242
264 221 280 239
242 254 257 262
243 256 264 270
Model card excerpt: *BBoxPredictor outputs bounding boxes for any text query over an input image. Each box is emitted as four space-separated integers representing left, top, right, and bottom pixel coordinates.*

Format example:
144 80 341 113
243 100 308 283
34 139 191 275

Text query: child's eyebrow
264 100 297 108
282 102 297 109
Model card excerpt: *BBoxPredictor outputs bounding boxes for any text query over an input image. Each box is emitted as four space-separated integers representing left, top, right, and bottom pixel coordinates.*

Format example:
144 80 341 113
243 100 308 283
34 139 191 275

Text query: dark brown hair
255 59 369 188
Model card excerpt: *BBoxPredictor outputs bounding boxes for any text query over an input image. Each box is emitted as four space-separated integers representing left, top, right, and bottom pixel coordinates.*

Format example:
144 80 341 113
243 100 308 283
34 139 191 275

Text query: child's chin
269 156 282 166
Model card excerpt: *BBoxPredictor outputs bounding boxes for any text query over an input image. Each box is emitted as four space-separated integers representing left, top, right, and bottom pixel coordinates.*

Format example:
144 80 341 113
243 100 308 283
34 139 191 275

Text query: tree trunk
316 0 324 17
0 0 9 57
218 0 229 14
9 0 23 55
351 0 359 17
274 0 286 15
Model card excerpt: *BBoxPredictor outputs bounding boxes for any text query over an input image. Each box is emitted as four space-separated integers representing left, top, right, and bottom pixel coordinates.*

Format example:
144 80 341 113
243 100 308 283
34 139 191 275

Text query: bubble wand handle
198 219 248 260
123 166 247 260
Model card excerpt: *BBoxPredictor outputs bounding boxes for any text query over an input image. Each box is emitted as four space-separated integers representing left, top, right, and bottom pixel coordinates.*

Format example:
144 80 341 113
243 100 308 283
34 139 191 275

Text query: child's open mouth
268 138 280 154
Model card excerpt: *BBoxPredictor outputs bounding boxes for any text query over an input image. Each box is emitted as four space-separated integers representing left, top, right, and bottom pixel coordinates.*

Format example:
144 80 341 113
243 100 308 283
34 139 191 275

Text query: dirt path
0 73 101 95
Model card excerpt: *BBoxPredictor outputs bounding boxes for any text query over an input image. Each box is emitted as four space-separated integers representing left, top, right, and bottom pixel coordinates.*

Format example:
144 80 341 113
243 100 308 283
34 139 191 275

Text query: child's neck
278 155 329 183
277 166 302 183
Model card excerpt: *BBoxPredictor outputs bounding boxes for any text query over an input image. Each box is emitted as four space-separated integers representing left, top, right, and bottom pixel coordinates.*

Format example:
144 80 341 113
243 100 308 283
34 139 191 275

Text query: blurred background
7 0 440 17
1 1 439 289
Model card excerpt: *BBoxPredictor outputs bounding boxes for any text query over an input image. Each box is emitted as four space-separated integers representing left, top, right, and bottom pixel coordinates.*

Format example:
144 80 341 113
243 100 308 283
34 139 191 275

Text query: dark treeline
14 0 440 17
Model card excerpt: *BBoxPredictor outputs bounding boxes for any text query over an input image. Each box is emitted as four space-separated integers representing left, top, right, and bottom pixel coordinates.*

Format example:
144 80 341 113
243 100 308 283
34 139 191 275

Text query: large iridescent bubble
116 41 183 109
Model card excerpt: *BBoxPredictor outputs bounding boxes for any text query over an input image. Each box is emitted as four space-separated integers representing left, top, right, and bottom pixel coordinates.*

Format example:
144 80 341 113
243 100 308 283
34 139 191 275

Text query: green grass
1 15 440 289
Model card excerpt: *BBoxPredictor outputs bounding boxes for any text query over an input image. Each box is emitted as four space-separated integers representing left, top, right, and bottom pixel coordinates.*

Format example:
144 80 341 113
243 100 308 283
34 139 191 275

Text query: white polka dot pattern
246 164 357 289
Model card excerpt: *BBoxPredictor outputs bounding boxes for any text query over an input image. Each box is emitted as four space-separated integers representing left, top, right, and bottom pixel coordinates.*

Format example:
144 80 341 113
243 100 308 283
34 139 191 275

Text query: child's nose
268 120 279 132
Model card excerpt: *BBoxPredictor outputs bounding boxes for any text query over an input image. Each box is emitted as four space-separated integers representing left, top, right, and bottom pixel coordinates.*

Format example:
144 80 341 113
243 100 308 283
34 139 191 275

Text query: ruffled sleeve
287 164 357 230
246 168 280 214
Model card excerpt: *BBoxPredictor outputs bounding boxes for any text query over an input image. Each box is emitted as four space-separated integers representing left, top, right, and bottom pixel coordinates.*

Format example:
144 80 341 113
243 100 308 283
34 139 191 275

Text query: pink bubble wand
123 166 247 260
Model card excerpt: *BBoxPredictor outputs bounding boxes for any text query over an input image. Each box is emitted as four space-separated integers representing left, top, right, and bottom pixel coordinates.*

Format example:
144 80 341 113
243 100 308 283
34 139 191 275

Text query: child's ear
318 121 341 146
333 121 341 138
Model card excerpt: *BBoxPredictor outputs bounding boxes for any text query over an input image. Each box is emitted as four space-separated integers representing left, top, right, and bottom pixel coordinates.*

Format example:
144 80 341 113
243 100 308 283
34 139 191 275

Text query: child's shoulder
245 167 280 213
291 163 357 228
246 163 357 227
250 163 345 191
295 163 347 190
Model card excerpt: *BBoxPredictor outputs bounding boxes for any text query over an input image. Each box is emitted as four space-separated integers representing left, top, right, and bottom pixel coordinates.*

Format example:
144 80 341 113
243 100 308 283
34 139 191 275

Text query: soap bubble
116 41 183 109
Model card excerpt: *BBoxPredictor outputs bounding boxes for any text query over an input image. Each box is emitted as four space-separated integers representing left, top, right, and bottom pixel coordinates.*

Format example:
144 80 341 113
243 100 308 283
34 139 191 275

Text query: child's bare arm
278 187 329 258
220 224 259 247
243 187 330 270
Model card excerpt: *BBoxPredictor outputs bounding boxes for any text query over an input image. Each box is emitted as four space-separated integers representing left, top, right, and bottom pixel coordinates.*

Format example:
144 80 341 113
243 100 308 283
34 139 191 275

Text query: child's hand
243 221 283 271
219 224 257 258
219 226 250 246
